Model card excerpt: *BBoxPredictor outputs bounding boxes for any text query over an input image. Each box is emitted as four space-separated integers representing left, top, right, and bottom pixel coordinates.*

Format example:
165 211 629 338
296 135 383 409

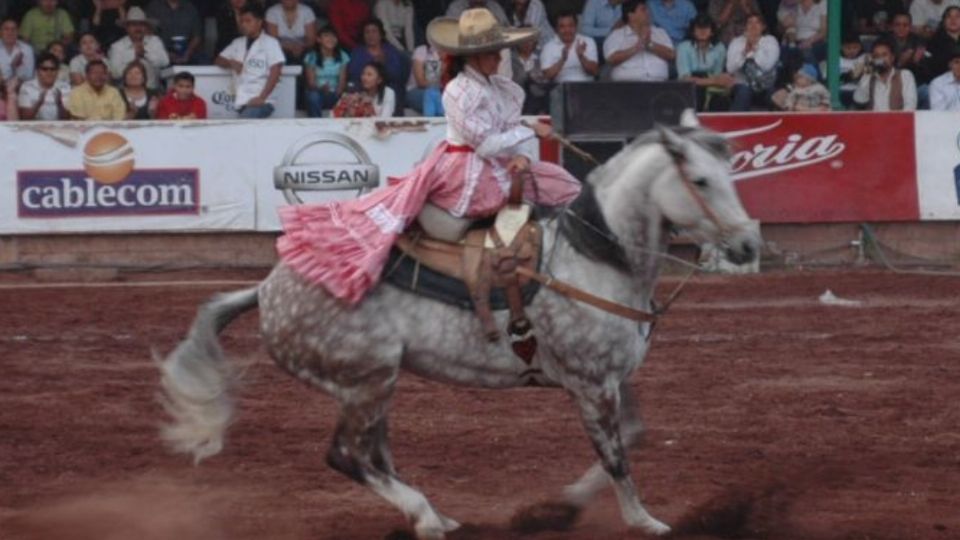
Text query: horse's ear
679 109 700 128
656 124 686 158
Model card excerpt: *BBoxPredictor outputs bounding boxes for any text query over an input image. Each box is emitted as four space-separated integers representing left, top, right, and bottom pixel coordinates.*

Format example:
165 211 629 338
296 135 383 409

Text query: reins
524 130 725 324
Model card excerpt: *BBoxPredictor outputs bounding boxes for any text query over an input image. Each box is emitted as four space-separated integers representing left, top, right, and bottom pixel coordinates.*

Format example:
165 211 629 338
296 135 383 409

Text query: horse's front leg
564 381 644 506
571 383 670 536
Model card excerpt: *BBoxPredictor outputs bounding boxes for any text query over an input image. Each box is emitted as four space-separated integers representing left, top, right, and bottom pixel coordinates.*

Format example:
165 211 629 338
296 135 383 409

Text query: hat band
458 26 504 47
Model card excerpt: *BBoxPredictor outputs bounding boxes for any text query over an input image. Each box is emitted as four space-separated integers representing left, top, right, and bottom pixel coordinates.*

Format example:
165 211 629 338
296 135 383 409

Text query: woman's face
472 50 501 76
48 43 65 60
745 16 764 38
363 24 382 47
945 8 960 34
361 65 381 91
124 67 145 88
320 31 338 50
693 25 712 43
80 34 99 56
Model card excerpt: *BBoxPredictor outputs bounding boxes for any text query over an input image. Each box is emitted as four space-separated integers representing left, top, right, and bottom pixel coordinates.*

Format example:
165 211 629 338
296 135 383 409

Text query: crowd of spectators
0 0 959 121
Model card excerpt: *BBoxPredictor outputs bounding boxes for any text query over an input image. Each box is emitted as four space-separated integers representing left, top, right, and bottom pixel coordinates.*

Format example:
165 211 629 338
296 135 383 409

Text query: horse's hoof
639 518 671 537
439 515 461 533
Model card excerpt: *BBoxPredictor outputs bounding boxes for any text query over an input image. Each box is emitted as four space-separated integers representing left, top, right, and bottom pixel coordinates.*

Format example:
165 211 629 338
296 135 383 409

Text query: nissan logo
273 132 380 204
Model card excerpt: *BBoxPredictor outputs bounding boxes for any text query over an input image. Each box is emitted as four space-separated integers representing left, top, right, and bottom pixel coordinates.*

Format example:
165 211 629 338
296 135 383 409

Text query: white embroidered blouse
441 66 536 162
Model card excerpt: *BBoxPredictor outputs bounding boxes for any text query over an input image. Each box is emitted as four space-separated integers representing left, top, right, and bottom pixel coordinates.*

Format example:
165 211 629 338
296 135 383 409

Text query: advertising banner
0 118 541 234
914 111 960 220
701 112 920 223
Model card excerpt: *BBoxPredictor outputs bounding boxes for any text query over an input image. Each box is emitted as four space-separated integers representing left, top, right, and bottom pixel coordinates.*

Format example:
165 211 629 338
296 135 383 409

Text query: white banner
1 118 541 234
914 111 960 221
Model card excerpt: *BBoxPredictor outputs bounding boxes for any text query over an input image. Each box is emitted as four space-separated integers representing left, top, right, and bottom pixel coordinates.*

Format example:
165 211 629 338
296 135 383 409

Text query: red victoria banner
700 112 919 223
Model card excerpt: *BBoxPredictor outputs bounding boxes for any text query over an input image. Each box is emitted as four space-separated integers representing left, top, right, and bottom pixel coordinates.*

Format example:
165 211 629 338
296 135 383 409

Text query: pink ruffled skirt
276 142 581 305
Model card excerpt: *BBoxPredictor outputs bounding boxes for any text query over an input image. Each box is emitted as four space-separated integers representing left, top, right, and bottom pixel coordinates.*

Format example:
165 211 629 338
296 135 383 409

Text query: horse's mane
557 181 631 275
556 126 730 273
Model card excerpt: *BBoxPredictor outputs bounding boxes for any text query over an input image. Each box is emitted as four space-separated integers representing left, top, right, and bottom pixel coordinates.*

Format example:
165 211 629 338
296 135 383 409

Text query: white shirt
219 32 285 107
17 78 70 120
407 44 441 89
374 86 396 117
726 34 780 84
510 0 555 47
108 35 170 89
602 25 673 82
910 0 960 30
930 70 960 111
0 40 35 81
265 3 316 42
373 0 415 52
853 69 918 111
540 34 598 82
794 1 826 41
69 54 94 77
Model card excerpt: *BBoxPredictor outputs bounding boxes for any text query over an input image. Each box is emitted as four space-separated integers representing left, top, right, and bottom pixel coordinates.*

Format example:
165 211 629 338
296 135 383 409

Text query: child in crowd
785 63 831 111
303 26 349 117
333 61 394 118
69 33 104 86
45 41 71 84
831 33 868 106
156 71 208 119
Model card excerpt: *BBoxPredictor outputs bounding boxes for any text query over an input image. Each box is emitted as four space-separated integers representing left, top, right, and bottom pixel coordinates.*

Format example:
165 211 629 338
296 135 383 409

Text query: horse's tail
157 285 260 464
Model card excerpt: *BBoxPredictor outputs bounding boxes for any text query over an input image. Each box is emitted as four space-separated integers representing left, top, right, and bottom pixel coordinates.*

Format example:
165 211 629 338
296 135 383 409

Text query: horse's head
645 123 760 265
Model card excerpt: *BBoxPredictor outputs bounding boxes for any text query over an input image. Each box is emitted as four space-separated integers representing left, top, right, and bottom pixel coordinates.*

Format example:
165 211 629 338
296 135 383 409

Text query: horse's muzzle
723 227 761 265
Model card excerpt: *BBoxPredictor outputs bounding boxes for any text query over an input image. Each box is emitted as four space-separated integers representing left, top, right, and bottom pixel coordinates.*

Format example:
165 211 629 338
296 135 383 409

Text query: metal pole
827 0 843 109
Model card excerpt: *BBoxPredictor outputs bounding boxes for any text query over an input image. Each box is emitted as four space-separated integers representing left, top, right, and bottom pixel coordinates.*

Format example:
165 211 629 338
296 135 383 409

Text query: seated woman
119 61 158 119
726 13 780 111
304 26 350 117
266 0 317 64
347 18 408 115
70 33 104 86
332 61 395 118
676 14 734 111
276 8 581 304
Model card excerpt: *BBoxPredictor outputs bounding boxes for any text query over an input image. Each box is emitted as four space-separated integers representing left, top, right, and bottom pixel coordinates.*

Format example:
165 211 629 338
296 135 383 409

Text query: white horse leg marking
572 385 670 536
366 475 460 538
565 382 645 507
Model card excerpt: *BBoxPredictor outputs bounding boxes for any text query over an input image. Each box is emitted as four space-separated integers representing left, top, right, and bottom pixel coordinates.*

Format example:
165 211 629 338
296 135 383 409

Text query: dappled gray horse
159 124 760 539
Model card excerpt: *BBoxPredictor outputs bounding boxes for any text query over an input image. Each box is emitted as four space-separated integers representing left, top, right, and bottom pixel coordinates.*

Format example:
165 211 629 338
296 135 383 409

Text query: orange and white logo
83 132 136 184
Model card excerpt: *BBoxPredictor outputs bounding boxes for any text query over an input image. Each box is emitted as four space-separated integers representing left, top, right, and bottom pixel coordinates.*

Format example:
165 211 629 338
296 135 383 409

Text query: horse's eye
693 177 709 189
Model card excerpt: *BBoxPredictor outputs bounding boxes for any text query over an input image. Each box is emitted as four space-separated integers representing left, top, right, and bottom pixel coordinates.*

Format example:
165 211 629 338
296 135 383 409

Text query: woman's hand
507 155 531 174
531 121 553 139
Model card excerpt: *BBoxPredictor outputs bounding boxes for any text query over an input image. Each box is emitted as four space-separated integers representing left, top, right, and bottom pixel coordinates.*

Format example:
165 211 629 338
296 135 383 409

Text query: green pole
827 0 843 109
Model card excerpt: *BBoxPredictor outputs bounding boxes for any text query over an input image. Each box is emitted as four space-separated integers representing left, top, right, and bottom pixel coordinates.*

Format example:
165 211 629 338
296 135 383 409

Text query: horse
158 122 761 539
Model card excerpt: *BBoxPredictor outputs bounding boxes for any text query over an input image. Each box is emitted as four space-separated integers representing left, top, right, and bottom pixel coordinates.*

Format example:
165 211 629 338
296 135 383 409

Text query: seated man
0 18 35 82
17 52 69 120
108 7 171 90
67 59 128 120
156 71 208 119
541 11 600 83
19 0 73 54
603 0 674 81
646 0 696 45
853 38 917 111
215 3 284 118
146 0 205 65
930 46 960 111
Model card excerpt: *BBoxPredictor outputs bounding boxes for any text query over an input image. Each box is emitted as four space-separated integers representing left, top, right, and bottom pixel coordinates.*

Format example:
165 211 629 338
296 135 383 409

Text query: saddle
392 172 542 363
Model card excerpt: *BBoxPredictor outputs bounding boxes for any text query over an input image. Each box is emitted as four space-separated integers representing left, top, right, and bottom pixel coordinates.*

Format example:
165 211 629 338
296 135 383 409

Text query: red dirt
2 268 959 540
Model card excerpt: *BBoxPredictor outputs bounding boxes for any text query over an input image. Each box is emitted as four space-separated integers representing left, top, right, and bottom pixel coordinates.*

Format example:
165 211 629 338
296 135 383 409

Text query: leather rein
514 132 726 324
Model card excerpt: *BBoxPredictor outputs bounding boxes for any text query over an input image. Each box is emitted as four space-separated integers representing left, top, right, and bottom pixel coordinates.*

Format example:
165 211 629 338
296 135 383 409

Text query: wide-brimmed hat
124 7 156 27
427 8 538 55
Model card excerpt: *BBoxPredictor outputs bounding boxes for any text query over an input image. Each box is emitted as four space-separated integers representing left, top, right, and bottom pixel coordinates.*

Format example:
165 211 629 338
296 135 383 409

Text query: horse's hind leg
570 383 670 536
325 380 458 539
564 381 644 506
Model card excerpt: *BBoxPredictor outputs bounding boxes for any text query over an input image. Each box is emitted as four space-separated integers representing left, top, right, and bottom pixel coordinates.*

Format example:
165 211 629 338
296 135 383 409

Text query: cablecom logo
18 131 200 218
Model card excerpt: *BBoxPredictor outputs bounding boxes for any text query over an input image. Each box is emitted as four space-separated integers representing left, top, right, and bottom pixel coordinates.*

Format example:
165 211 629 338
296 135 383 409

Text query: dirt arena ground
2 268 959 540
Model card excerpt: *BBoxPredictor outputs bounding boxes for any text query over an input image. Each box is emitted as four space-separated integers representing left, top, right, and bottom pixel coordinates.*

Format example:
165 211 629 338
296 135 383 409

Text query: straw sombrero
427 8 538 55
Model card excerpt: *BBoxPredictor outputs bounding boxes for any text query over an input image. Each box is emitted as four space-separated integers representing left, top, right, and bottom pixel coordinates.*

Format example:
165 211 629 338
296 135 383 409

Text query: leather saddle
387 173 543 362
